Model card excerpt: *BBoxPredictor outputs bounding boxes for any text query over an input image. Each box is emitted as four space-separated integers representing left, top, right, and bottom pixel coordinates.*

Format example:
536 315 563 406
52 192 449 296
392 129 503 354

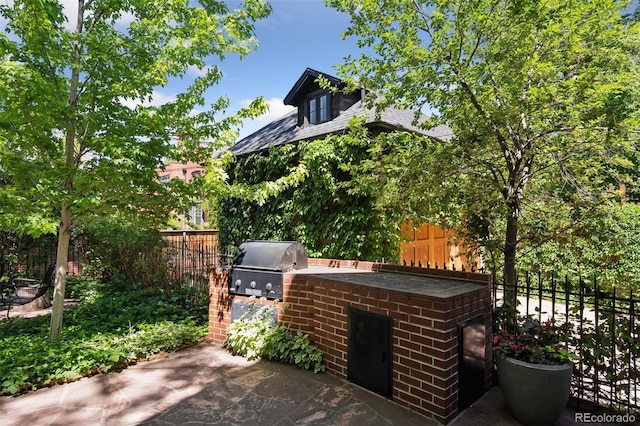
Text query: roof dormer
229 67 449 157
284 68 358 127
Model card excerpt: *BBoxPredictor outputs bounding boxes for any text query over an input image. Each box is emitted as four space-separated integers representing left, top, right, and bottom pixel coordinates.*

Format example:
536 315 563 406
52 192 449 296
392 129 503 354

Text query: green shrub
74 218 210 317
223 303 325 373
76 216 174 291
517 203 640 293
64 275 99 300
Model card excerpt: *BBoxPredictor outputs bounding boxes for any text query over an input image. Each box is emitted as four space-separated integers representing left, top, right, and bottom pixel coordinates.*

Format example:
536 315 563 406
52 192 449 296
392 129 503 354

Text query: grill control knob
234 279 241 288
250 281 256 289
265 283 272 291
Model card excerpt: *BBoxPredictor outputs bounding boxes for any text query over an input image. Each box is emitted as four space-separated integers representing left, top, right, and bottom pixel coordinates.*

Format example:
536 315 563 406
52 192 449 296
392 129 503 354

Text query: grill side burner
230 241 308 299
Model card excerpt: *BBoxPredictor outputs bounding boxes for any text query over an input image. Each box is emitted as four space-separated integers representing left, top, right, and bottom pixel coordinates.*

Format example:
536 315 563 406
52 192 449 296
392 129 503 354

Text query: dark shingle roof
230 100 453 156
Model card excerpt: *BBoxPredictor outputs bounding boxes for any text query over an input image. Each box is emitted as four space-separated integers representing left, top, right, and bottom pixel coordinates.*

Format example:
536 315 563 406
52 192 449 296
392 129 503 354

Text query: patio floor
1 301 610 425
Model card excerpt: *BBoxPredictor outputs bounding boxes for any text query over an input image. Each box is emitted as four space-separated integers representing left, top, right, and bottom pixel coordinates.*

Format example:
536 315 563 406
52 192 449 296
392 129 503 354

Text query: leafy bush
76 216 174 291
494 300 574 365
0 277 207 395
75 218 211 318
223 303 325 373
518 203 640 293
64 275 99 300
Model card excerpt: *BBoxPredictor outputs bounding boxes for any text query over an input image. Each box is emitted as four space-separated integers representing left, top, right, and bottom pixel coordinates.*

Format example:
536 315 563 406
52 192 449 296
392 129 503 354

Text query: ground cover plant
0 276 208 395
223 302 326 373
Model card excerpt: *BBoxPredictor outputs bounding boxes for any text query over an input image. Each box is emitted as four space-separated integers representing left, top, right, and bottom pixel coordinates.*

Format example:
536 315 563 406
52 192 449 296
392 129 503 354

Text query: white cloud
120 90 176 109
60 0 78 30
144 90 177 107
242 97 295 123
59 0 136 31
114 11 136 28
187 64 212 78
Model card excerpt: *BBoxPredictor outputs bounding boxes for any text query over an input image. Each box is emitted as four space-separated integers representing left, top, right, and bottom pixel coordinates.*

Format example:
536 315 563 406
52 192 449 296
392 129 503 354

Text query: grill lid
232 240 308 272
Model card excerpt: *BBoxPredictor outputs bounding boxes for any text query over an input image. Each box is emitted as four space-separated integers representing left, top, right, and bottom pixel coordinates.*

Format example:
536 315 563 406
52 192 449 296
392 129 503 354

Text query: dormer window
307 92 330 124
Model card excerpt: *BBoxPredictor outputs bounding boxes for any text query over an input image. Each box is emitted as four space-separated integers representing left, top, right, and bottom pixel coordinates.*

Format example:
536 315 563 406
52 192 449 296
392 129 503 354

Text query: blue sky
204 0 358 140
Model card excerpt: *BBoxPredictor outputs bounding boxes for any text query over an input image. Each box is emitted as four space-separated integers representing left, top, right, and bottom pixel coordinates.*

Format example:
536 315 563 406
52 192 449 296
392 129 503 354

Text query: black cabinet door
348 308 392 398
459 318 486 410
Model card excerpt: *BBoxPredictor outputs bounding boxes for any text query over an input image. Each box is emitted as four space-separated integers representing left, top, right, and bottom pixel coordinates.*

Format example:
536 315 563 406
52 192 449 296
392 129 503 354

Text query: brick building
155 161 208 226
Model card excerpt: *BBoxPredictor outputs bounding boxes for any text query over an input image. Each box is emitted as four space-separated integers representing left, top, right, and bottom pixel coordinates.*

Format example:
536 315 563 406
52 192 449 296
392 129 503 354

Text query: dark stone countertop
291 266 487 300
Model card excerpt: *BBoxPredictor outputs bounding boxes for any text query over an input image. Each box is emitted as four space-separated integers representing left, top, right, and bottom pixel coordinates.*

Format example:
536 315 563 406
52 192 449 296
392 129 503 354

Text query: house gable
230 67 453 156
222 67 473 270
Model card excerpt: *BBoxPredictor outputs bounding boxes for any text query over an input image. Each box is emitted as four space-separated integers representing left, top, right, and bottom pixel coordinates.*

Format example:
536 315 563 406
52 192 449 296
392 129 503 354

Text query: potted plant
493 301 575 425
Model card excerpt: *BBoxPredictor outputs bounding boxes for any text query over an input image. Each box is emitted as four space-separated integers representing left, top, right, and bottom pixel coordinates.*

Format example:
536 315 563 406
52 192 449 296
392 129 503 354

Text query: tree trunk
504 200 518 302
503 197 519 330
49 0 82 341
49 203 71 340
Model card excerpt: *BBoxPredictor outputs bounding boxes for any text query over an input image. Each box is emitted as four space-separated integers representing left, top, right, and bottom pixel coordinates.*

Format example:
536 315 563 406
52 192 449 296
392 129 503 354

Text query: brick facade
209 258 492 424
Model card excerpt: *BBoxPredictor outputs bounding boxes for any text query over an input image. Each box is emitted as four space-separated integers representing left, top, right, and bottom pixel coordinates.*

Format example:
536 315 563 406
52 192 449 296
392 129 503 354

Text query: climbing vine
214 118 407 261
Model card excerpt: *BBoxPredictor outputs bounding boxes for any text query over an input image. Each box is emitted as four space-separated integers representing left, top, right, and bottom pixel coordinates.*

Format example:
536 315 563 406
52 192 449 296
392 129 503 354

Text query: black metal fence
493 273 640 415
1 232 88 280
0 230 229 287
1 232 56 280
160 230 231 290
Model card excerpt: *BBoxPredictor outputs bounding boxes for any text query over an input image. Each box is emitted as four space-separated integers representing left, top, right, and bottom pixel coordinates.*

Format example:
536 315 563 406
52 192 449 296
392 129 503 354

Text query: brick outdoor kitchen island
209 259 493 424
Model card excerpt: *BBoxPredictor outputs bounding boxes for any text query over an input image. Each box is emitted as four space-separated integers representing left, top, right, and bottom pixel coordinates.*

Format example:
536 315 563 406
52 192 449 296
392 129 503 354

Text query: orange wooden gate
400 223 477 271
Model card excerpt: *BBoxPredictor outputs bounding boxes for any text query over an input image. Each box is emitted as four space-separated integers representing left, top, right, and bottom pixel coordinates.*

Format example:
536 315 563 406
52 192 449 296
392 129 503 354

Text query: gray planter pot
496 355 572 425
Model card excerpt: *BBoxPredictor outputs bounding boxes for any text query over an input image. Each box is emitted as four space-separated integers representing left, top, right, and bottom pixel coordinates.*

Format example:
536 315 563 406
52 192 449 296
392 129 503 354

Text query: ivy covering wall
216 125 406 261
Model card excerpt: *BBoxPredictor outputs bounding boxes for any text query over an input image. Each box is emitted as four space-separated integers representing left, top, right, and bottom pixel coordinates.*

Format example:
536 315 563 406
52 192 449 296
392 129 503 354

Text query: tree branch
410 0 433 38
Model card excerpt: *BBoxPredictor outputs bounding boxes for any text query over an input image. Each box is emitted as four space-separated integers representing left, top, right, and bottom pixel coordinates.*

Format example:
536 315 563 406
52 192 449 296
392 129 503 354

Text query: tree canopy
0 0 271 339
328 0 640 291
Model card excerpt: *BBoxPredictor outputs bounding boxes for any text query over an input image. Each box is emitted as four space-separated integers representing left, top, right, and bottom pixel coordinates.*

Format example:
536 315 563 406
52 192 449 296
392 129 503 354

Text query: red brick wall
209 259 492 424
208 266 232 344
156 161 204 183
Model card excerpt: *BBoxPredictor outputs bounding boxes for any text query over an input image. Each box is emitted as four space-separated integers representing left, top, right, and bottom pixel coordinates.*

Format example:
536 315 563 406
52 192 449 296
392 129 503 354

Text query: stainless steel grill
229 241 308 300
